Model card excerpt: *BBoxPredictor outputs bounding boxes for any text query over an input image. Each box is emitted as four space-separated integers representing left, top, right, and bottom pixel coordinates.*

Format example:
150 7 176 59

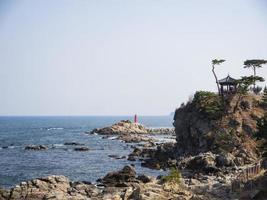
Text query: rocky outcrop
173 93 265 165
89 120 174 136
128 143 178 170
90 120 148 135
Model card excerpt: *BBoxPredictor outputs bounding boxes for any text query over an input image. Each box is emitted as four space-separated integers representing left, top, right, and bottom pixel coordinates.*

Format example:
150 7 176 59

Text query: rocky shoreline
0 165 216 200
1 92 267 199
2 160 264 200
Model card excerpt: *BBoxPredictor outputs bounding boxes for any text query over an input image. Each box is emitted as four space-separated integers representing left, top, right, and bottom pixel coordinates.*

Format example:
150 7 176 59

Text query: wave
47 127 64 131
0 145 21 149
52 144 64 147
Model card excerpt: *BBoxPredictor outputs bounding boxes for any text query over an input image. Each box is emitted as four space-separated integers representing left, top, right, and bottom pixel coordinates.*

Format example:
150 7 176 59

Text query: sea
0 116 174 188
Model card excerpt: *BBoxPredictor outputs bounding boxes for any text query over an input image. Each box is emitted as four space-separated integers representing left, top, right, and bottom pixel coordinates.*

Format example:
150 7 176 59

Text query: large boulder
101 165 137 187
186 152 219 174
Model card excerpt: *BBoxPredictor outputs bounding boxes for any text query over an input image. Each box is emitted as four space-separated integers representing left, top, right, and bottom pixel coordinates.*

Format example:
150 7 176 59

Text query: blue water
0 116 173 188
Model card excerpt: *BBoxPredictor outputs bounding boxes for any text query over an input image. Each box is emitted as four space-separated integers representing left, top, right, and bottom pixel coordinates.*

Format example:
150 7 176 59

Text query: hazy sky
0 0 267 116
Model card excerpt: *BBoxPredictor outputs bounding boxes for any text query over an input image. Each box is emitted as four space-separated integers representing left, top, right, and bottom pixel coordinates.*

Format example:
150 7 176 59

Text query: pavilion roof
218 75 237 85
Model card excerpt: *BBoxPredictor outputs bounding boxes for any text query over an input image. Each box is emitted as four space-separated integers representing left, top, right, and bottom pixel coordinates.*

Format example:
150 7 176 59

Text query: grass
161 168 181 184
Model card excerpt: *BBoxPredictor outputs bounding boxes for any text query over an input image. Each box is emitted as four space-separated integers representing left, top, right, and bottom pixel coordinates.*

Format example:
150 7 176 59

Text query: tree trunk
253 66 256 89
212 65 220 94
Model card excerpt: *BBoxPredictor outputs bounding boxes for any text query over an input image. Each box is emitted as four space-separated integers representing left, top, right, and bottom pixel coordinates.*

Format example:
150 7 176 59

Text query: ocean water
0 116 173 188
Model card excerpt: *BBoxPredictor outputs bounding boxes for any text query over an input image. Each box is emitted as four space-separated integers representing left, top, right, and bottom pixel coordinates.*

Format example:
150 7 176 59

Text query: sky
0 0 267 116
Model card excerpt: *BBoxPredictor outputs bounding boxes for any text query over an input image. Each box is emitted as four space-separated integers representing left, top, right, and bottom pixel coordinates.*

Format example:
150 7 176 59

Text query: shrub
262 86 267 106
256 114 267 141
192 91 224 119
161 168 181 184
240 100 250 110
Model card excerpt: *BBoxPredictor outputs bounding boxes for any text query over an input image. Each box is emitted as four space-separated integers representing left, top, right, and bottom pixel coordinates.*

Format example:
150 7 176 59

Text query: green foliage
256 111 267 156
256 114 267 141
212 59 225 65
192 91 224 119
236 76 265 94
161 168 181 184
244 59 267 68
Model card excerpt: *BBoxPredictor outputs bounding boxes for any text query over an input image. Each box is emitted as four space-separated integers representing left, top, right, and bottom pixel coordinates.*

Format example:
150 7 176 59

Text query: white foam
47 127 64 131
107 136 118 140
52 144 64 147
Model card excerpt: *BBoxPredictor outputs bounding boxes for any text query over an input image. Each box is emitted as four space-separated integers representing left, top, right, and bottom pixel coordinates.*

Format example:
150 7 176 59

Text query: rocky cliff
174 91 265 166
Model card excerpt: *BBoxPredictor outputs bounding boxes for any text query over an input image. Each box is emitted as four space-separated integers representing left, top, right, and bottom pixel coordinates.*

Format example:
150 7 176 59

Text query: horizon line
0 114 173 117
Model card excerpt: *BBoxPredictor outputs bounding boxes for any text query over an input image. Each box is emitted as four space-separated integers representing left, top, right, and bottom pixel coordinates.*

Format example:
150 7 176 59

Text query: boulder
215 153 235 167
101 165 137 187
186 152 219 174
25 145 48 151
128 148 142 161
108 155 126 159
74 147 90 151
137 174 152 183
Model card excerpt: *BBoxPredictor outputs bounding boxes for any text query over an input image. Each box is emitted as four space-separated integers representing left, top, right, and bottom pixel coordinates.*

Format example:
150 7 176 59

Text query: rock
101 165 137 187
138 141 156 148
108 155 126 159
90 120 148 135
132 143 177 170
25 145 48 151
64 142 84 146
228 118 240 127
89 120 175 137
118 134 155 143
147 128 175 135
74 147 90 151
0 175 103 200
137 174 151 183
186 152 219 174
128 147 142 161
215 153 235 167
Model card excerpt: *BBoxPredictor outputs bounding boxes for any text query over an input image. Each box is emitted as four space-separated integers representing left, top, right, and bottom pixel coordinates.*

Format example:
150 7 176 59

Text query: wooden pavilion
218 75 237 95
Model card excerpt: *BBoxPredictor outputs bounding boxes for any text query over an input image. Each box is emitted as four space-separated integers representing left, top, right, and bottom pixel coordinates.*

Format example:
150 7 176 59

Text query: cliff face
173 92 265 166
